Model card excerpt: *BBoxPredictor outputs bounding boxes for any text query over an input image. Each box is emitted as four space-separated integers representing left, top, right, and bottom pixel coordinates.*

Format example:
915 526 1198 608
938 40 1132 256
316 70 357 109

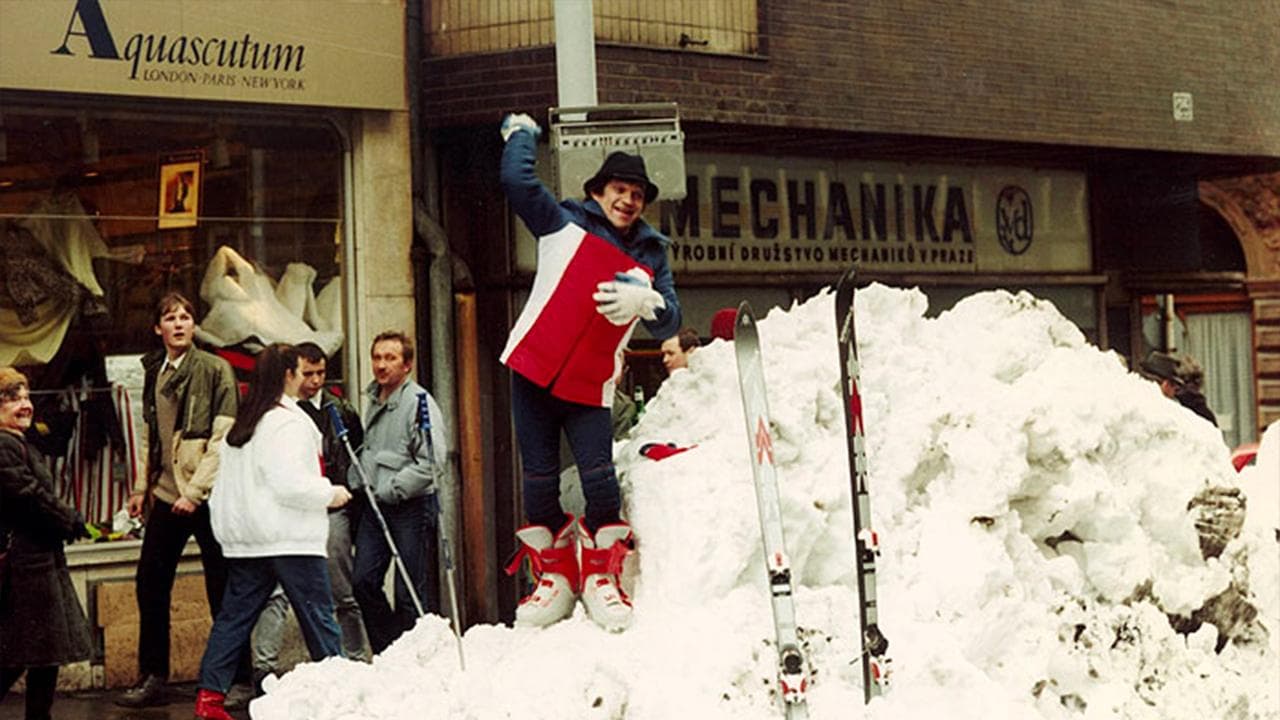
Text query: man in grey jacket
350 331 446 653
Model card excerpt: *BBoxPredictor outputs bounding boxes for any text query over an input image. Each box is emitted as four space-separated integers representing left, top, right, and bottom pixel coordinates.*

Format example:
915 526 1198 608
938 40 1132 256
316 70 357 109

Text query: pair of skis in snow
733 267 889 716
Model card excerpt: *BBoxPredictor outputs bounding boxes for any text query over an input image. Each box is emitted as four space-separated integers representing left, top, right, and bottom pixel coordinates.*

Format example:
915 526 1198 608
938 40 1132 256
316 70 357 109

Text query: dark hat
1139 351 1184 386
583 151 659 204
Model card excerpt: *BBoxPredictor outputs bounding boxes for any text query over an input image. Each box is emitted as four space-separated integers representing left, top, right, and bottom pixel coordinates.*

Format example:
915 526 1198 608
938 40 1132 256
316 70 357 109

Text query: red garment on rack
47 384 142 525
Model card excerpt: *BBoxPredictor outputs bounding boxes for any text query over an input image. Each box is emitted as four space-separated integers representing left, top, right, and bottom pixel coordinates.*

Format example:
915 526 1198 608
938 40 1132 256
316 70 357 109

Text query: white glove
500 113 541 142
592 270 665 325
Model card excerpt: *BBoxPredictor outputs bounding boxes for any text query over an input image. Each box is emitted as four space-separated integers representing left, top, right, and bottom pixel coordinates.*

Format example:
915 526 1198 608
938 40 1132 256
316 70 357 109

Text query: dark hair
372 330 414 364
676 327 701 352
295 341 326 364
226 344 300 448
154 291 196 325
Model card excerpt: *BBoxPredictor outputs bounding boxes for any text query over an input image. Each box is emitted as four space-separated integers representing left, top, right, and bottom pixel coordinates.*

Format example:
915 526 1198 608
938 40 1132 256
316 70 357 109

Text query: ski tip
736 301 754 331
836 265 857 289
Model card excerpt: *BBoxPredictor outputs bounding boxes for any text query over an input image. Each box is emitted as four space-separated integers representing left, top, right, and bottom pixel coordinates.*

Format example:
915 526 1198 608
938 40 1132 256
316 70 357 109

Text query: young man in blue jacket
498 112 681 632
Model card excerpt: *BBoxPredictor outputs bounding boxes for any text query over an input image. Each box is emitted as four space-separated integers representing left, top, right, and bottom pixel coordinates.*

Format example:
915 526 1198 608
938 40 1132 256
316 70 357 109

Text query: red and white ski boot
505 516 580 628
580 522 634 632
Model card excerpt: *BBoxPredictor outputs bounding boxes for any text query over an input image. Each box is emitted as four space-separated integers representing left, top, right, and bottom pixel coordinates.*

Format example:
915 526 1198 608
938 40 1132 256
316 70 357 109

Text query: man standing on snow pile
498 112 681 632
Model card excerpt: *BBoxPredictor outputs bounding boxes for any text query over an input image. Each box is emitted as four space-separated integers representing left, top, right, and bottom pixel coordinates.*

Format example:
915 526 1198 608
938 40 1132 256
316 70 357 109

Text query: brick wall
424 1 1280 157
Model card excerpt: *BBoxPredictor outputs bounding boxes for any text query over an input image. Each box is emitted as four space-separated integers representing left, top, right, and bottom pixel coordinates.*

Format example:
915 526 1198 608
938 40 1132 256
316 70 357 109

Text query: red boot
505 516 580 627
194 688 235 720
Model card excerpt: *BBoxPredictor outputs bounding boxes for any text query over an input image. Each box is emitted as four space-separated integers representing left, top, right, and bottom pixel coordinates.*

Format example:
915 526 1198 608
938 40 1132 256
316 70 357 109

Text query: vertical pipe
251 147 266 262
1128 296 1143 365
555 0 598 108
408 0 464 626
340 128 360 400
455 291 493 623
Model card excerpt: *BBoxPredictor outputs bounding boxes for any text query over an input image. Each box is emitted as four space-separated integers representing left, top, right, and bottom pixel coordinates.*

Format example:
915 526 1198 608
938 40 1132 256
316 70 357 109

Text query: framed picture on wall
158 153 202 229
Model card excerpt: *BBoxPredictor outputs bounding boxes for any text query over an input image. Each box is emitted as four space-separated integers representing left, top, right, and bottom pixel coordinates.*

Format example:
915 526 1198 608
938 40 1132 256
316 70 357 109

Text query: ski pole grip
324 402 349 440
416 392 436 459
416 392 431 433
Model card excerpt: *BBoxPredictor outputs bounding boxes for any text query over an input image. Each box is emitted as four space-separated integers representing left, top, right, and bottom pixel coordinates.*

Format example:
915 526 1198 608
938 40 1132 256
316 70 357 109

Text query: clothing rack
32 383 144 525
28 385 137 397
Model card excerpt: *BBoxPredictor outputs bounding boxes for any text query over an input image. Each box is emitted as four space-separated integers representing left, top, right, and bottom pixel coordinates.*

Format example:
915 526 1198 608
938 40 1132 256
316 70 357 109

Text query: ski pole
416 393 466 670
325 403 426 618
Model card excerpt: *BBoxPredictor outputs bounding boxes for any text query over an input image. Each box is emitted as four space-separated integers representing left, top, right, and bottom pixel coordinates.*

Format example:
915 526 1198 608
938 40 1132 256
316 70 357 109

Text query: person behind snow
1140 350 1218 426
498 112 681 631
660 327 701 376
1172 354 1218 427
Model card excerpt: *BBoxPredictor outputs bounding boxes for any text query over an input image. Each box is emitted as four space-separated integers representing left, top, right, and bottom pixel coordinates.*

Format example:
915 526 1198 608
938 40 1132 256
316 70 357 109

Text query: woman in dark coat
0 366 92 720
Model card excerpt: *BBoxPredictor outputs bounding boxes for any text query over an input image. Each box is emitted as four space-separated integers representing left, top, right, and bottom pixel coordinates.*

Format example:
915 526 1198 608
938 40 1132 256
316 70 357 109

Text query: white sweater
209 396 337 558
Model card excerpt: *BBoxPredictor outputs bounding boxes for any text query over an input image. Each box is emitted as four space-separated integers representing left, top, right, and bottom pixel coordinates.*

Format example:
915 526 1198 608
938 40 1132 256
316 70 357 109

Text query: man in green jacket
117 291 239 708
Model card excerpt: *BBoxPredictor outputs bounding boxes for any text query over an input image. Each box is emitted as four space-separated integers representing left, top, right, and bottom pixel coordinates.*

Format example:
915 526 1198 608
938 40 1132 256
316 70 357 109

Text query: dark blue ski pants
511 372 620 534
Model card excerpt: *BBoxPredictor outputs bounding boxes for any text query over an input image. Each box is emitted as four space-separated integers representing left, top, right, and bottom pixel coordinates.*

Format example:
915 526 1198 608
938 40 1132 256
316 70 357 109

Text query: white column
554 0 597 108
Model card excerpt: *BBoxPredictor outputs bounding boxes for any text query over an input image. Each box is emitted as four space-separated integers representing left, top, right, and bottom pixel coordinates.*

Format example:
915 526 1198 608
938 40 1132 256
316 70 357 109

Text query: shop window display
0 106 346 523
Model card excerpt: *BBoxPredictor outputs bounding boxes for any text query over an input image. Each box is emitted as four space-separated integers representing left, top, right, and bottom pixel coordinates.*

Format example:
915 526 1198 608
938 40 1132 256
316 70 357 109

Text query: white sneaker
506 517 579 628
580 523 634 632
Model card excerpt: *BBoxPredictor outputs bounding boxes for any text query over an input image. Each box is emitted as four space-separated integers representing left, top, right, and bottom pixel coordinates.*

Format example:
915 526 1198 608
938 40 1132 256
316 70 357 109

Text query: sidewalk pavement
0 681 251 720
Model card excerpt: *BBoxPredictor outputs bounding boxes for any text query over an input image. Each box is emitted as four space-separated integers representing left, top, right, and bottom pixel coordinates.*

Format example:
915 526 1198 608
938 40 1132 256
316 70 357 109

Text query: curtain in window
1185 312 1255 449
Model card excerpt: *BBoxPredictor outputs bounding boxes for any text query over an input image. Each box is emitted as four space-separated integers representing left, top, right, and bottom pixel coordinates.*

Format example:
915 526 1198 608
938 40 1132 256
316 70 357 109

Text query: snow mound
252 285 1279 720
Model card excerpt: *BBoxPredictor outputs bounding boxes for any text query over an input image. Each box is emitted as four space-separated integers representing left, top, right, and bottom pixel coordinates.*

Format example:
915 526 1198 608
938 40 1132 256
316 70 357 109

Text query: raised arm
499 116 570 238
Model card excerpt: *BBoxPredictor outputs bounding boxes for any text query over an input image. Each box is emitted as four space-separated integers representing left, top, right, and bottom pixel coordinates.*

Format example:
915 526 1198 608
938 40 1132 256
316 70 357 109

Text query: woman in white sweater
193 344 352 720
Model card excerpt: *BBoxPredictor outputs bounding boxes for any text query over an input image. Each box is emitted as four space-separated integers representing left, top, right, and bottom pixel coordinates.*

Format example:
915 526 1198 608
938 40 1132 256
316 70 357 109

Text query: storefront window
0 103 346 523
0 105 346 379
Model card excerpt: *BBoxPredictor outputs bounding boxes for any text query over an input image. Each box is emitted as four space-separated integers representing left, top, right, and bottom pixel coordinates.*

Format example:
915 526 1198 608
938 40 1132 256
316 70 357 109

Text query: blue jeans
251 509 370 669
352 494 432 654
511 371 619 533
197 556 342 693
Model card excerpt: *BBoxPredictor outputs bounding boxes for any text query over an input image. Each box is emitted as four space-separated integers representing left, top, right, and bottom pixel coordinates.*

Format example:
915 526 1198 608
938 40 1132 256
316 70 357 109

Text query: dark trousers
135 499 228 678
198 556 342 693
0 665 57 720
352 494 432 654
511 372 620 533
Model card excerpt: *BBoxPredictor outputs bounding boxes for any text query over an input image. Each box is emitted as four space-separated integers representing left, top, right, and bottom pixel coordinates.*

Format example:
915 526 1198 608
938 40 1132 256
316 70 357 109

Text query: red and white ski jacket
500 223 649 407
499 130 681 408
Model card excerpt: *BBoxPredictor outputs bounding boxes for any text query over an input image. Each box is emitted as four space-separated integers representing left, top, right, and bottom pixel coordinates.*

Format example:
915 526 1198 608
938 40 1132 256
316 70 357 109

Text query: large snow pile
1240 420 1280 539
252 285 1279 720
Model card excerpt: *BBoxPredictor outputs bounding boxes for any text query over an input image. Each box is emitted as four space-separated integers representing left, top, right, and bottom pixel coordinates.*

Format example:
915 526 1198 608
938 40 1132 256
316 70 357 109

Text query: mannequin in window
195 246 342 355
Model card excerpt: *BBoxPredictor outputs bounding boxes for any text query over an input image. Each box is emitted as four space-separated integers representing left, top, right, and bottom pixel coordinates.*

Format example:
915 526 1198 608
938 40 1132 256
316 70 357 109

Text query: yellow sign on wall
0 0 406 110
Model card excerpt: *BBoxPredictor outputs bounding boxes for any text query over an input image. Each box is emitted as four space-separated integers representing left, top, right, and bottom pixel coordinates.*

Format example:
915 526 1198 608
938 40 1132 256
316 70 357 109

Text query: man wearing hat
497 112 681 632
1140 351 1218 425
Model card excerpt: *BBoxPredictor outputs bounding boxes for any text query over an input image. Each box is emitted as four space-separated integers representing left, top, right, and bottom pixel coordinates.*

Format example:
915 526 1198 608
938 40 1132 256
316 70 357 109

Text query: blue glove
501 113 541 142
